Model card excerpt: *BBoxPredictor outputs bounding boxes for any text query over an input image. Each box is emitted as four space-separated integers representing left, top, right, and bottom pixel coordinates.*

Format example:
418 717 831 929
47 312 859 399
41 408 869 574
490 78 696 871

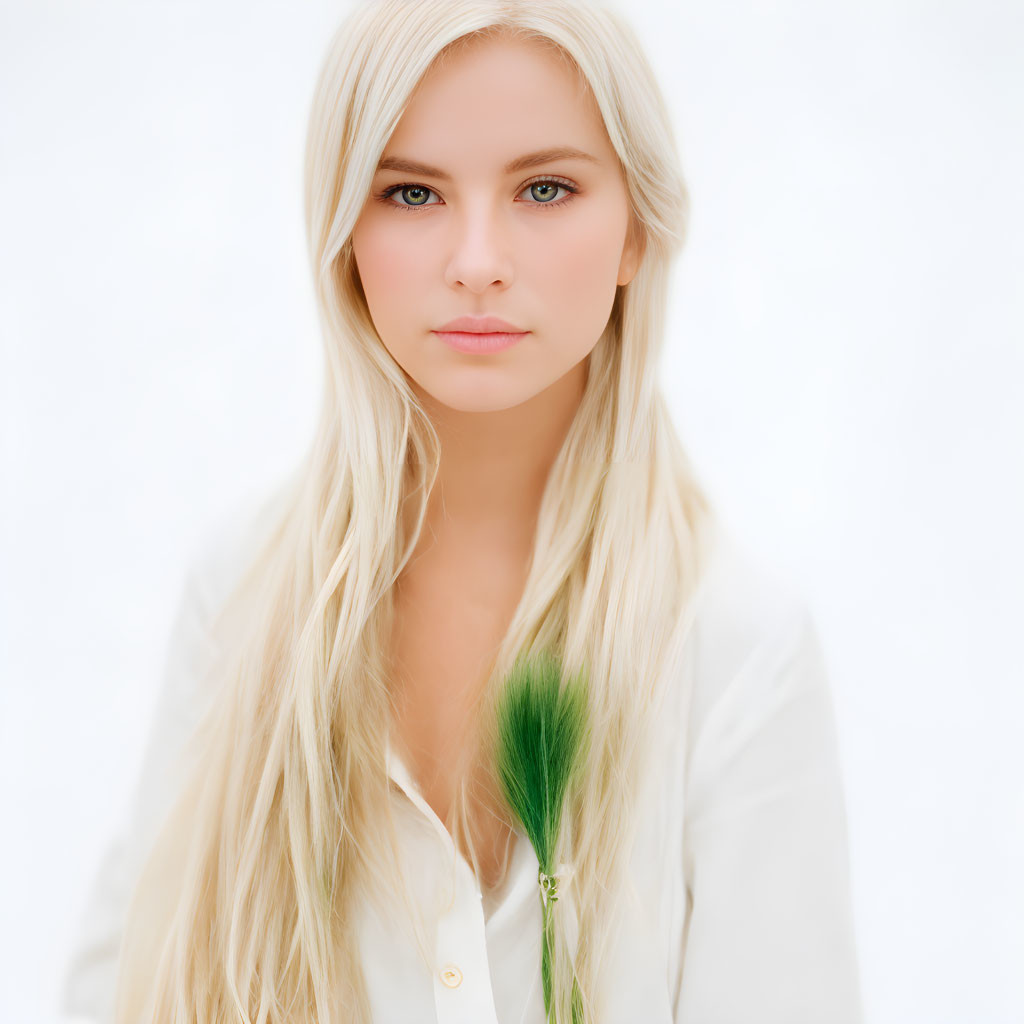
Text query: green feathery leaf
495 651 590 1022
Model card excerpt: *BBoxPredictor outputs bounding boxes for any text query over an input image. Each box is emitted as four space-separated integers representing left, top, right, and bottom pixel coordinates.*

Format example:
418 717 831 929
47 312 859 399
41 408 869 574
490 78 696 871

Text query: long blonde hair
115 1 715 1020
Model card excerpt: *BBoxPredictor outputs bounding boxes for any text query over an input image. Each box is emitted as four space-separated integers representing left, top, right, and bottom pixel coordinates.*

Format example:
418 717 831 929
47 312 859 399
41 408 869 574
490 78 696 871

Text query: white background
2 1 1021 1021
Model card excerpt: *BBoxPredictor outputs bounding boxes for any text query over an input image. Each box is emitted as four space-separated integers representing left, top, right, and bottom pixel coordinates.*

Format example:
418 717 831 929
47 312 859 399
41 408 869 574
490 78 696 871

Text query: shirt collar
384 733 417 798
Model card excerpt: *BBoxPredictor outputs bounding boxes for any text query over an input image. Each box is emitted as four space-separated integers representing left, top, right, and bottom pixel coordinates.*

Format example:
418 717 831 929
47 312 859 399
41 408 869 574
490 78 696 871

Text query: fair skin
350 33 642 890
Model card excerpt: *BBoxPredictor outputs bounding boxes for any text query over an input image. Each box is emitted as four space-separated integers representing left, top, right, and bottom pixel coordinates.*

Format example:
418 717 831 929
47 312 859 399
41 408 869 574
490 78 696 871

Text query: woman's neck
409 358 587 550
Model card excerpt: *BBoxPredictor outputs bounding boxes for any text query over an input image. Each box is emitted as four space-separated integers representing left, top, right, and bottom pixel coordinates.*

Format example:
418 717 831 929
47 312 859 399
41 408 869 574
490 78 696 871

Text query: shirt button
439 964 463 988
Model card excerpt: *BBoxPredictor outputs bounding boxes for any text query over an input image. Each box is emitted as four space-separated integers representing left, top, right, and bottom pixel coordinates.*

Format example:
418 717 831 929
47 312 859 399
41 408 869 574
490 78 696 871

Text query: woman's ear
617 215 646 286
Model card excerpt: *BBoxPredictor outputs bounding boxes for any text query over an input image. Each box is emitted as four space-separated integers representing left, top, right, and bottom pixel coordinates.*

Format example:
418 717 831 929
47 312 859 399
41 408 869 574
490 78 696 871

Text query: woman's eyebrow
375 146 601 180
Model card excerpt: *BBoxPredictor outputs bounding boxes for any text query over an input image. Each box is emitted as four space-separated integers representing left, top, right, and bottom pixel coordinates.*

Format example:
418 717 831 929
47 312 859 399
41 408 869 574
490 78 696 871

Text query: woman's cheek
371 224 423 281
551 201 625 281
560 230 625 308
356 237 425 325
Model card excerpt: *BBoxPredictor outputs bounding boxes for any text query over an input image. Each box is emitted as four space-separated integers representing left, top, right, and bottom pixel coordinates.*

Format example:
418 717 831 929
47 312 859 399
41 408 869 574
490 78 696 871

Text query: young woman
62 1 862 1021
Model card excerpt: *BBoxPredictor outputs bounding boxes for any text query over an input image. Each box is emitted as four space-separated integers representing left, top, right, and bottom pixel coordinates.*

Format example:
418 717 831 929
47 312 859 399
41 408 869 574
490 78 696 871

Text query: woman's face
350 33 643 414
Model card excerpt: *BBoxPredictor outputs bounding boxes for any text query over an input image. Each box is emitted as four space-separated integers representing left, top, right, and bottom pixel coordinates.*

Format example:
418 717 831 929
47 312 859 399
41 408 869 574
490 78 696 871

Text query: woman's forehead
385 36 609 170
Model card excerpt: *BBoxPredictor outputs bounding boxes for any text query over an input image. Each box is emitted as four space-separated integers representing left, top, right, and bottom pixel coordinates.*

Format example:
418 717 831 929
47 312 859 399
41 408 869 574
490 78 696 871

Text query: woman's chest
358 752 686 1024
387 557 527 890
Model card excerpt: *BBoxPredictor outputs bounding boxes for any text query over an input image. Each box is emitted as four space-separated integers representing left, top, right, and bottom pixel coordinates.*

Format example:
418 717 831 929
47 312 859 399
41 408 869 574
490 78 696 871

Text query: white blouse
60 494 863 1023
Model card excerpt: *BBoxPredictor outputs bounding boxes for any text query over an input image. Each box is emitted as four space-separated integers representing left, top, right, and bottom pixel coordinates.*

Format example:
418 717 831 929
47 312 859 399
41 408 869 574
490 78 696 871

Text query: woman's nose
442 203 516 293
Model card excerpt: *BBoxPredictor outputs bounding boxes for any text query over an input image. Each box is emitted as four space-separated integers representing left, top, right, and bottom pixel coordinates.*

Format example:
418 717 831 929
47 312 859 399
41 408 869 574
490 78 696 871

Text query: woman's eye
383 184 440 209
375 178 579 212
517 180 576 206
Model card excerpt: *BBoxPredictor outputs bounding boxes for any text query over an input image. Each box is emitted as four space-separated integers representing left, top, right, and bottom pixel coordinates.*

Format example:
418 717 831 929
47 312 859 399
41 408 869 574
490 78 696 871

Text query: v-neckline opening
386 733 534 922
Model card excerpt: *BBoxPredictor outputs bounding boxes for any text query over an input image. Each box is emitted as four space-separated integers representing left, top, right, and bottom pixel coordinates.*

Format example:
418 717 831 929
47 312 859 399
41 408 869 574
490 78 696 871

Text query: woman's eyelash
373 176 580 212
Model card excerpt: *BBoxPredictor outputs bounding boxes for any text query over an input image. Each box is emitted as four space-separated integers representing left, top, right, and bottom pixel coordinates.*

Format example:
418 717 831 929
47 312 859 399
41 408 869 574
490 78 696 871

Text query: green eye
396 185 432 206
375 177 580 213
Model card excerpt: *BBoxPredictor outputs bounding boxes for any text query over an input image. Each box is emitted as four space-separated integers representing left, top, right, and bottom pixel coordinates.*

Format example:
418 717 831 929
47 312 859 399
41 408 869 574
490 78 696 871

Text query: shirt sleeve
57 559 225 1024
674 599 863 1024
58 484 290 1022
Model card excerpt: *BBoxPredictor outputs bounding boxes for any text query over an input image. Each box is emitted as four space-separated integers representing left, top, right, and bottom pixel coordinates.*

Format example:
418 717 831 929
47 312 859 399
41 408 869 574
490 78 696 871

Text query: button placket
431 854 501 1024
386 740 501 1023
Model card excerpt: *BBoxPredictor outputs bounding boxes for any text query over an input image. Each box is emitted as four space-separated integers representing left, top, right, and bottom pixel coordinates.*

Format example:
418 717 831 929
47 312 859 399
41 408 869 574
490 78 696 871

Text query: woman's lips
436 315 525 333
432 330 529 354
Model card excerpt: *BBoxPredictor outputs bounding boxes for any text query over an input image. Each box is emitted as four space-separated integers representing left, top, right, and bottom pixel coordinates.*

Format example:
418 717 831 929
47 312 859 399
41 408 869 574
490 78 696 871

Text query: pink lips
436 315 526 333
432 314 530 354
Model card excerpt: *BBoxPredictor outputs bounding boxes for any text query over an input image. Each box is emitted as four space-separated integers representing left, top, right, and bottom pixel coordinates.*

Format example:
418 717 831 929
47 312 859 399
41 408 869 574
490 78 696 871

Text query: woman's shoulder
693 519 815 653
131 482 293 821
181 479 293 619
157 480 294 721
685 518 825 731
